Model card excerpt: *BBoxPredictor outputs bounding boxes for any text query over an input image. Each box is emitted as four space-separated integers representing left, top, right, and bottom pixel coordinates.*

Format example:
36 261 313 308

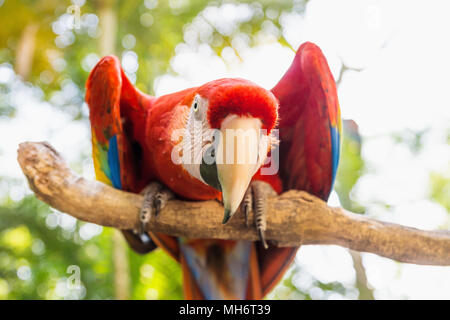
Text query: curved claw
252 181 269 249
155 189 174 216
258 229 268 250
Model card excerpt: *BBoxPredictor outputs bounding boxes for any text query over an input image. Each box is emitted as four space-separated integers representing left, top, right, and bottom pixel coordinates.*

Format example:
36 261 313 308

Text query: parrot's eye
192 95 203 121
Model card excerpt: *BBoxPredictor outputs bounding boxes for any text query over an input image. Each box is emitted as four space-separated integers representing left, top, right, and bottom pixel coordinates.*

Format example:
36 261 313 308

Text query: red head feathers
197 78 279 133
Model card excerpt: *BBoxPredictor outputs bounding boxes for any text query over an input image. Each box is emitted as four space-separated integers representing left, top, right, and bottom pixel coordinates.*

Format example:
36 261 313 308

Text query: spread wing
258 42 342 295
86 56 156 253
274 42 341 199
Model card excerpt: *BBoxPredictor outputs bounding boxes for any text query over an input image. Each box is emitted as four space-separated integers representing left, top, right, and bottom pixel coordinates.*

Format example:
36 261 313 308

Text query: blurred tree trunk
98 0 117 55
350 250 374 300
112 230 130 300
15 24 38 80
96 0 130 300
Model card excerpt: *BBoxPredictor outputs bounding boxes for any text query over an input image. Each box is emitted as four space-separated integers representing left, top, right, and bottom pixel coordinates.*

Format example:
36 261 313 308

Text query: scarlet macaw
86 42 341 299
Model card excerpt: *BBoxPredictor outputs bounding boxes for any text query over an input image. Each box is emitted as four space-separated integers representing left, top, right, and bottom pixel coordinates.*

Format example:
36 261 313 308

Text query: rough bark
17 141 450 266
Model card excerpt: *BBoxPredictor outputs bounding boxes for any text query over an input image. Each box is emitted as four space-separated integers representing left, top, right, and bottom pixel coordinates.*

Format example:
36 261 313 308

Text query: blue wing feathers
107 135 122 189
330 125 340 190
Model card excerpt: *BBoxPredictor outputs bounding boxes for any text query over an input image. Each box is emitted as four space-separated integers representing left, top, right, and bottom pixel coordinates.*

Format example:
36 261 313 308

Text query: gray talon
241 181 276 249
253 181 268 249
242 186 253 227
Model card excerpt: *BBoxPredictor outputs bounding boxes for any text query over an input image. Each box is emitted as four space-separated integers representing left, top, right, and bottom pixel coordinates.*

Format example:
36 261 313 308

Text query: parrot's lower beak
216 115 261 224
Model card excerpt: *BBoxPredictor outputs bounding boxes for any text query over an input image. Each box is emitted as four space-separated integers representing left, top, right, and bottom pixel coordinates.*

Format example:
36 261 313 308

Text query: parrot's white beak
216 115 262 223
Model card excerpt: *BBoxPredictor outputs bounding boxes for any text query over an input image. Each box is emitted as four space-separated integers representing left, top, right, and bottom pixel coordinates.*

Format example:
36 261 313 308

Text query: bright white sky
0 0 449 299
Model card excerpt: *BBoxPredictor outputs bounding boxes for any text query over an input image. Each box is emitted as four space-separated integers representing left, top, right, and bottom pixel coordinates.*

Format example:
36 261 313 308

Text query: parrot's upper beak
216 115 261 224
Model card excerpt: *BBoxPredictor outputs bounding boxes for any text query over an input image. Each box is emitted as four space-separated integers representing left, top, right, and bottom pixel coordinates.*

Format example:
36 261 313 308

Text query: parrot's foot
240 181 277 249
137 181 174 235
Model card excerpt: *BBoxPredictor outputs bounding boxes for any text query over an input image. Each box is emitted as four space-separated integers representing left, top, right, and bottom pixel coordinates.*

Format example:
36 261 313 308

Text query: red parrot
86 42 341 299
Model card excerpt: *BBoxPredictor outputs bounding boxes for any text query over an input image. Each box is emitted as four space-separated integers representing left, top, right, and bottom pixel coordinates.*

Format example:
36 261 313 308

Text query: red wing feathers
256 42 341 297
273 42 341 200
86 56 157 254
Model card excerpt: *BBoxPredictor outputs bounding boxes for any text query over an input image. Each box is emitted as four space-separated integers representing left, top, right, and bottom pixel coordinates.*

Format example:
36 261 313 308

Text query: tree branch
17 142 450 266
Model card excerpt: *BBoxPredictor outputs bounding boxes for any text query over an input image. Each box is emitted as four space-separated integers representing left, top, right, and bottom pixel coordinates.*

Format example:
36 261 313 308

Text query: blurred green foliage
0 195 114 299
0 0 305 109
335 119 365 213
429 170 450 213
429 129 450 215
